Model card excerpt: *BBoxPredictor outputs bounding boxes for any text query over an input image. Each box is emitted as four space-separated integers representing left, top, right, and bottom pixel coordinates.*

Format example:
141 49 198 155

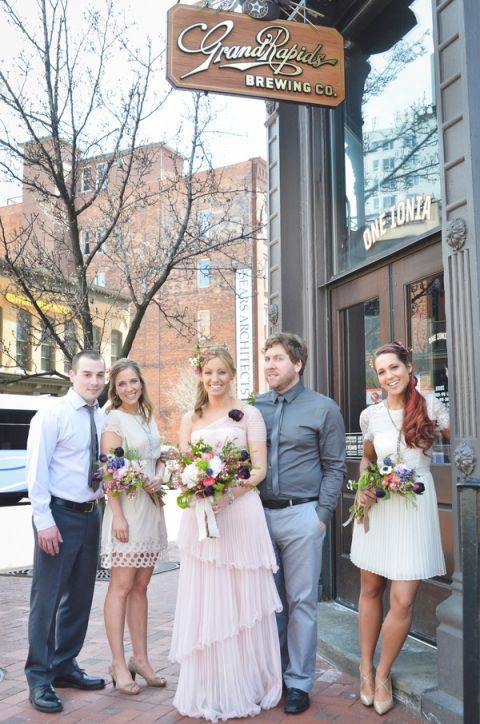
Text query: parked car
0 394 55 506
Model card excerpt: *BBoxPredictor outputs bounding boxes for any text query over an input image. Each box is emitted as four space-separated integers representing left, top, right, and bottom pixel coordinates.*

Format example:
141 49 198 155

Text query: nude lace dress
100 409 168 568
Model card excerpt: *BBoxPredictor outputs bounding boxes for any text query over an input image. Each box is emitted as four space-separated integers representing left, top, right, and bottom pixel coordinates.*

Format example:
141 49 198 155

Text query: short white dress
350 395 449 580
100 409 168 568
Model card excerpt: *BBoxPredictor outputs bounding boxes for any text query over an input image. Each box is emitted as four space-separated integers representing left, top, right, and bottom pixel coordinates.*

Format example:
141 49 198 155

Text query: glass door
331 267 389 607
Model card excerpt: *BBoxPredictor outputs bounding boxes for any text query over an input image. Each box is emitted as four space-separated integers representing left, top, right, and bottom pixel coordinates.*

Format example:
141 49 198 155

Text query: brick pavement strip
0 570 420 723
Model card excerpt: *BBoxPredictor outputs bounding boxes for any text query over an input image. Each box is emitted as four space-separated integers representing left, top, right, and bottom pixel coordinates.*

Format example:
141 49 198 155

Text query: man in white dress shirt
25 350 106 713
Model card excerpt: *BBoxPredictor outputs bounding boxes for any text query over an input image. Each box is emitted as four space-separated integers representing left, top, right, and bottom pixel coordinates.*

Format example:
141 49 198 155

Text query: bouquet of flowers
168 438 252 539
343 455 425 532
96 447 166 507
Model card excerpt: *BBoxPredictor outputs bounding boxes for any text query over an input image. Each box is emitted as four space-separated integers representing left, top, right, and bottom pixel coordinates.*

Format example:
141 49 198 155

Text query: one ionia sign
167 4 345 108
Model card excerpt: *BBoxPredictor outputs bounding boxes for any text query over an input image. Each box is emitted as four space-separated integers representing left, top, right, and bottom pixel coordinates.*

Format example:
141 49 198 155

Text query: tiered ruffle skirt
169 490 282 722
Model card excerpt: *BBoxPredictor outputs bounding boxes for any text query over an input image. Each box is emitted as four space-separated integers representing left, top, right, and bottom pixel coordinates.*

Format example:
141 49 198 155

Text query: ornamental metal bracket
446 217 467 251
454 442 476 478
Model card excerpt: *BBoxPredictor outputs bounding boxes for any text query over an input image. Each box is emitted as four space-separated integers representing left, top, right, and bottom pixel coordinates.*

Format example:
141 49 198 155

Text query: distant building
0 144 267 444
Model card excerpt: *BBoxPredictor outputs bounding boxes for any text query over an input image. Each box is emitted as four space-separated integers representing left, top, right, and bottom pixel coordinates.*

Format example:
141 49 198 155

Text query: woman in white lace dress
350 342 450 716
100 359 168 695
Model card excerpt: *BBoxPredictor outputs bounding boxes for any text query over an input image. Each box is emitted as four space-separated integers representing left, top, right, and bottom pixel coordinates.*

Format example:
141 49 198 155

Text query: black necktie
270 395 285 496
86 405 99 492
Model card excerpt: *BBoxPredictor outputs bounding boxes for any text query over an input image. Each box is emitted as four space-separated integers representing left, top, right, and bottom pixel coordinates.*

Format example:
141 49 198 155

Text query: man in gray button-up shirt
256 333 346 714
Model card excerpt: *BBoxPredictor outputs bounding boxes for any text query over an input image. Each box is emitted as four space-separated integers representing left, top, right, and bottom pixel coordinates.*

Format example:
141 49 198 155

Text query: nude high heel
108 665 141 695
128 656 166 688
359 665 375 707
373 674 394 715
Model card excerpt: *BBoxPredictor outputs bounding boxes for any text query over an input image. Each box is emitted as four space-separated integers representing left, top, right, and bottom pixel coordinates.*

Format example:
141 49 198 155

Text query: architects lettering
167 5 345 108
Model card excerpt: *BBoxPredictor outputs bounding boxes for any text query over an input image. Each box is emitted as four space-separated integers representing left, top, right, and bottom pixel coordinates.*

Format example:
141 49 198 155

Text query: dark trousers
25 502 101 688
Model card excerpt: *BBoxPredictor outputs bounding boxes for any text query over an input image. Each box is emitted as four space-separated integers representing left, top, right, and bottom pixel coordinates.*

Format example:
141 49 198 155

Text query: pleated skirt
350 472 446 580
169 490 282 722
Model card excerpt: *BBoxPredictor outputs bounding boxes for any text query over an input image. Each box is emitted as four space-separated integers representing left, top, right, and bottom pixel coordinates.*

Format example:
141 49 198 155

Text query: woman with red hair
350 342 449 716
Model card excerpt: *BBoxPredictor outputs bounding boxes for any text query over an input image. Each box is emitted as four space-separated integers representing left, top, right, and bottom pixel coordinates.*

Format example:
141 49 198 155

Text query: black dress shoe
53 668 105 690
29 685 63 713
284 687 310 714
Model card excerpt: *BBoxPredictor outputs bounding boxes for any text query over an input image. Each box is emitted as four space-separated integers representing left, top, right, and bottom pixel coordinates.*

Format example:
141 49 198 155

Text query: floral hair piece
189 347 203 376
188 345 220 376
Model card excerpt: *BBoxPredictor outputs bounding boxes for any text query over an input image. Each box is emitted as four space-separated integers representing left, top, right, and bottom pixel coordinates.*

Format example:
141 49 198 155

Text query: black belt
262 496 318 509
50 495 98 513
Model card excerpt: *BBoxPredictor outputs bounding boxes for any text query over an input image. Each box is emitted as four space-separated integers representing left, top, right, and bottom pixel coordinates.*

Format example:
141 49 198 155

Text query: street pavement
0 555 420 723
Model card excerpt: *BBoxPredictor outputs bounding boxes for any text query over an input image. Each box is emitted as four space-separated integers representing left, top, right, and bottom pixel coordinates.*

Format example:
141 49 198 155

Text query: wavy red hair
374 342 435 452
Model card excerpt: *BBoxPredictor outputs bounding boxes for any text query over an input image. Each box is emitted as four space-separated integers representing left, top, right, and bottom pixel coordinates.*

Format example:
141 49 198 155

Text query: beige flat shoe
128 656 166 688
359 665 375 707
373 674 394 715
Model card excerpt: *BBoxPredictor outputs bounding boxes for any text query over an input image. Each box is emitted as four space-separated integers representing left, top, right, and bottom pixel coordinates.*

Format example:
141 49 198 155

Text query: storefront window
336 0 441 273
407 273 450 462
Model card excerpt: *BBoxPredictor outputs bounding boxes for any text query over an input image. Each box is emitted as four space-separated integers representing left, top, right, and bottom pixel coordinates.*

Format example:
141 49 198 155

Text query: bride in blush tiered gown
169 347 282 722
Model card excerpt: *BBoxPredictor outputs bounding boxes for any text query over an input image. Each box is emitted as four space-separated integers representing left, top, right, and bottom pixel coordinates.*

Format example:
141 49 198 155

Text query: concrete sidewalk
0 563 420 723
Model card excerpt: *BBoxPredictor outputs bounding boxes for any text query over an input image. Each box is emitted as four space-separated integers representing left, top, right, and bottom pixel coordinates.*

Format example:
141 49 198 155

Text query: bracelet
226 487 235 505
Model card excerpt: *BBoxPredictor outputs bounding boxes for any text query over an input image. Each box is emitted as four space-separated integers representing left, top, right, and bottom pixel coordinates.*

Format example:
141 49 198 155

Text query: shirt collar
66 388 99 410
274 379 305 404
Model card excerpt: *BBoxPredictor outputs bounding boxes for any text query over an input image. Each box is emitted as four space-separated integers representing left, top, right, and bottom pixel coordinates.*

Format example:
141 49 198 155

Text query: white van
0 393 55 505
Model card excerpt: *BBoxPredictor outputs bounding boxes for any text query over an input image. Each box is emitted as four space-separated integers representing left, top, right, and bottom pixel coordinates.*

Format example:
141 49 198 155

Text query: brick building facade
0 144 267 445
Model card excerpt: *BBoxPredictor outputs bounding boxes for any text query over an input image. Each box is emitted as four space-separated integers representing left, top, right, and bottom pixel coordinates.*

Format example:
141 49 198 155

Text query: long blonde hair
107 358 153 422
194 347 236 417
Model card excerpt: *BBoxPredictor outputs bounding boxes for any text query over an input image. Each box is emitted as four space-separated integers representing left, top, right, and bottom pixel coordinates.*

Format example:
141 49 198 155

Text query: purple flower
228 409 244 422
99 453 108 463
114 446 125 457
375 488 386 498
237 466 251 480
412 482 425 494
240 449 250 461
383 456 393 466
204 485 215 497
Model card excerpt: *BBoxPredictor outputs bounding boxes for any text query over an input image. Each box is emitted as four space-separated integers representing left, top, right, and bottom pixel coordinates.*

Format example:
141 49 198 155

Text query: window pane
337 0 440 273
111 330 122 365
342 298 381 458
16 310 32 369
407 273 450 462
198 259 211 288
40 319 55 371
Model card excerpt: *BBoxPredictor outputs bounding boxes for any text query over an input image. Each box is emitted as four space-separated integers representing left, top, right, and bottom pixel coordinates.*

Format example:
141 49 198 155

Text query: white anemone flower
206 455 224 477
379 464 393 475
182 462 200 489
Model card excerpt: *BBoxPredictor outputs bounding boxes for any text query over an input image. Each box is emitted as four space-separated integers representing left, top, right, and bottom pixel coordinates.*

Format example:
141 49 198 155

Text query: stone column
423 1 480 720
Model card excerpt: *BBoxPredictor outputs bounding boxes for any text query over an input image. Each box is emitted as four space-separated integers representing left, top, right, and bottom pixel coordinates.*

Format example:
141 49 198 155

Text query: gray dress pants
264 501 326 693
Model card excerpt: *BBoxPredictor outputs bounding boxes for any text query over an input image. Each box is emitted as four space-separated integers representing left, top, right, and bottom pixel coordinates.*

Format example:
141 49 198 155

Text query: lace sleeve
245 405 267 442
359 406 374 441
101 410 124 439
428 394 450 431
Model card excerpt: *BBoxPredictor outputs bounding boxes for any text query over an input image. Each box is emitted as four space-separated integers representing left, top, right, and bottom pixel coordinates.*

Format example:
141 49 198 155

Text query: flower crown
188 345 221 376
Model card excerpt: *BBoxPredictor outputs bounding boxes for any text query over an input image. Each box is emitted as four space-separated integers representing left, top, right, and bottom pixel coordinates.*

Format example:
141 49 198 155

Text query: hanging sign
167 5 345 107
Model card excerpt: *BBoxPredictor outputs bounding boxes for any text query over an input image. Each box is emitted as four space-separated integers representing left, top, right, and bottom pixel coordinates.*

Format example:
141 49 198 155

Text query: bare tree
0 0 263 384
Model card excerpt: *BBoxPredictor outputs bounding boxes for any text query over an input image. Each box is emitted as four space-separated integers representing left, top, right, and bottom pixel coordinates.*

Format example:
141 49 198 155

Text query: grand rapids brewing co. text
177 19 340 99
